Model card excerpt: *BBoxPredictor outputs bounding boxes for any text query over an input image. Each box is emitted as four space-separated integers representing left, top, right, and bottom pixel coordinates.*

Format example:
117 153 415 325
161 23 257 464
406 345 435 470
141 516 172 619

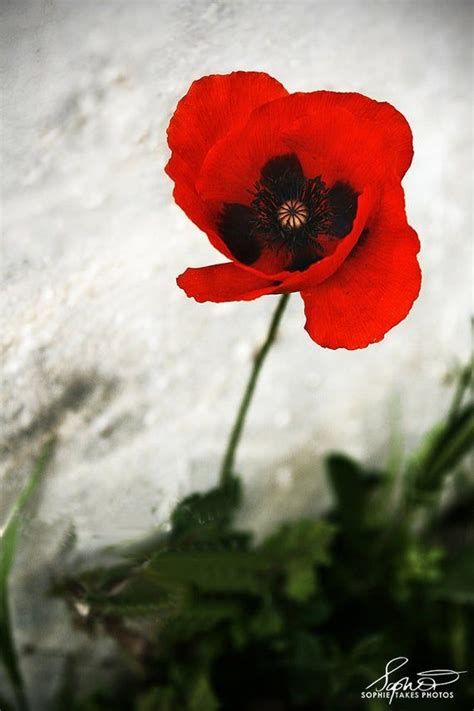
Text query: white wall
1 0 472 542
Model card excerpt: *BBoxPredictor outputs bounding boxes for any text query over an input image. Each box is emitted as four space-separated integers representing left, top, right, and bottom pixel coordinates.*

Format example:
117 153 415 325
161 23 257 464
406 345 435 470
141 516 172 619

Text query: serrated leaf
87 571 187 619
262 519 334 563
148 549 268 594
161 598 243 646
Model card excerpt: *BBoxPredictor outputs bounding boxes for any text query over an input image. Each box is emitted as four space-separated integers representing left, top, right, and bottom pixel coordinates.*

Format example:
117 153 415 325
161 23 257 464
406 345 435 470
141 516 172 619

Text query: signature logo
361 657 467 705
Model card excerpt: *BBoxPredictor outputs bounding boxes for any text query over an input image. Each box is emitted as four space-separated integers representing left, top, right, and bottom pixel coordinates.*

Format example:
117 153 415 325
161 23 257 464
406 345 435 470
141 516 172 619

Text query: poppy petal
177 263 279 303
197 91 412 204
165 153 234 259
166 71 288 179
301 184 421 350
325 92 413 179
166 153 213 233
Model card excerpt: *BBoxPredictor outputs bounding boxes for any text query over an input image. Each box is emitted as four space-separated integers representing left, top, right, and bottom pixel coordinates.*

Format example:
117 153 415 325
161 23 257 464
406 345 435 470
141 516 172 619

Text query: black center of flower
250 154 334 255
218 153 358 272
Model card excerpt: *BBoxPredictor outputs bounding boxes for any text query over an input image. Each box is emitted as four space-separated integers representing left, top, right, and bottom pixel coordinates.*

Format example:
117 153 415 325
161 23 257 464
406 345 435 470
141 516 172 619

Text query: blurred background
1 1 472 708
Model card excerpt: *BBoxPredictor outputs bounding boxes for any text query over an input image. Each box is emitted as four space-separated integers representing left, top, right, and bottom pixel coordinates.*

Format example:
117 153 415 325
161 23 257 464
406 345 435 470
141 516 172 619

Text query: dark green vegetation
1 365 472 710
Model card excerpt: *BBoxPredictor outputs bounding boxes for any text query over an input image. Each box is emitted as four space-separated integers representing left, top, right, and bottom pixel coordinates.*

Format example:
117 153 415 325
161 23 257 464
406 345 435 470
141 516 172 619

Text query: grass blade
0 437 56 710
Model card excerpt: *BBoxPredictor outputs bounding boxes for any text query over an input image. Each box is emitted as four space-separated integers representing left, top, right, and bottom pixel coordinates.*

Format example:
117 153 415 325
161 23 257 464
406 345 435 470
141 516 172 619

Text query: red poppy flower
166 71 421 349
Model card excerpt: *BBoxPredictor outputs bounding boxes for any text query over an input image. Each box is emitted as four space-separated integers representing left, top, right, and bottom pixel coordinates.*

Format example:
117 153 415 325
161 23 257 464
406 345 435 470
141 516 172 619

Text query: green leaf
0 437 55 710
170 475 242 544
262 520 335 602
164 598 242 640
407 402 474 499
147 549 267 595
285 561 316 602
187 674 218 711
262 519 334 563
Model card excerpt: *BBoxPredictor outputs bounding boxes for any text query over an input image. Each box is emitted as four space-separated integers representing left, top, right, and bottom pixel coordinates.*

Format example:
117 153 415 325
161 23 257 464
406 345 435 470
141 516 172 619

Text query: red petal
196 95 305 205
166 72 288 179
166 72 288 260
166 153 233 259
177 263 280 303
324 92 413 179
197 91 412 205
301 184 421 350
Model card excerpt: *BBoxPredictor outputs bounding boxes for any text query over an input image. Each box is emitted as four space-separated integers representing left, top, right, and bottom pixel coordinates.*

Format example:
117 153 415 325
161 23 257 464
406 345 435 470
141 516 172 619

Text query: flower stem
219 293 290 486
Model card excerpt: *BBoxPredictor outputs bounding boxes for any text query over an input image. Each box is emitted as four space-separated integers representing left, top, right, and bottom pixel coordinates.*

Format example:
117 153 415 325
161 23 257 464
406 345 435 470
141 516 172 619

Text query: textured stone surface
0 0 472 706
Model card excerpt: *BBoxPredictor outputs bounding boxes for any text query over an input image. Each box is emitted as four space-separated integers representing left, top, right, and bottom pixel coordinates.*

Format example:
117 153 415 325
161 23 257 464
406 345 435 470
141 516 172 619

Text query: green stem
219 293 290 486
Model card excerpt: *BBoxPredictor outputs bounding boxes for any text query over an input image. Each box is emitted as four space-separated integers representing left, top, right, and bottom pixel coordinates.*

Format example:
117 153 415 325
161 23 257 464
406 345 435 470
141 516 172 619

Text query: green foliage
406 359 473 503
169 473 242 544
148 549 267 594
47 364 474 709
261 519 334 602
406 401 474 500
